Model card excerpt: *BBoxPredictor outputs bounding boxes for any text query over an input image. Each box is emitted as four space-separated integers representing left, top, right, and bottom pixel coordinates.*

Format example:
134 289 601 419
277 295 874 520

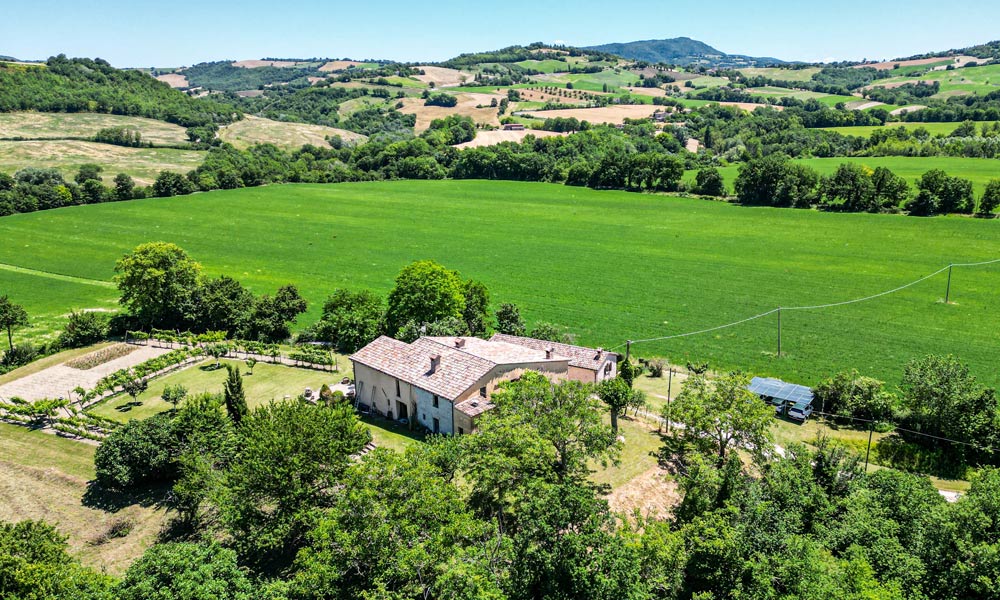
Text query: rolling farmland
1 180 998 386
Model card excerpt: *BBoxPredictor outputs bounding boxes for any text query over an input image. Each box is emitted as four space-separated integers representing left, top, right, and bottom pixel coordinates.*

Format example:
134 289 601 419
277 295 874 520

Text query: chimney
545 347 554 359
454 338 466 348
595 348 604 359
429 354 441 373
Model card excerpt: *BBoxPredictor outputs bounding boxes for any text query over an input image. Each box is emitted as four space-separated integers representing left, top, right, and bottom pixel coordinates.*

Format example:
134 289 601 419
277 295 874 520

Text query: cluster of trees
9 359 1000 598
1 293 112 372
422 91 459 107
735 154 1000 216
303 259 570 353
0 56 238 129
113 242 307 342
0 166 146 216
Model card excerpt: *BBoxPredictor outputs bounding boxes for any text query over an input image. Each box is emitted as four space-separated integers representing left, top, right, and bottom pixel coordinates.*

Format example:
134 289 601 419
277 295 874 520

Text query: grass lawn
89 358 351 423
360 415 423 452
684 155 1000 197
591 416 665 488
819 121 1000 138
2 180 1000 387
0 423 168 575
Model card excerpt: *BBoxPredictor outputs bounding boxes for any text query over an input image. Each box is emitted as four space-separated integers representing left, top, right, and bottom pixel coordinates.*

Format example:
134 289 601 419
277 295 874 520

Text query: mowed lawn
0 180 999 386
684 156 1000 197
89 358 350 423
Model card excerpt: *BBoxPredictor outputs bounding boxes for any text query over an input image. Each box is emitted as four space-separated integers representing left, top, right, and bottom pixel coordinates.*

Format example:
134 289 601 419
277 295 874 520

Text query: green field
0 140 206 186
684 156 1000 197
819 121 999 138
515 59 570 74
1 180 999 387
218 116 365 150
0 112 189 146
871 62 1000 97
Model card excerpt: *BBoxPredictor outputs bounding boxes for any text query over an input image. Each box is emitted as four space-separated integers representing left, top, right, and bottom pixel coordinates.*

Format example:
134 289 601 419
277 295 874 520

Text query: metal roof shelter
748 377 814 410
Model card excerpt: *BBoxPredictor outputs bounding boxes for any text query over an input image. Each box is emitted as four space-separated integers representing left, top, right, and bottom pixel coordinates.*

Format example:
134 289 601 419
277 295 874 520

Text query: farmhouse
350 335 617 434
502 123 526 131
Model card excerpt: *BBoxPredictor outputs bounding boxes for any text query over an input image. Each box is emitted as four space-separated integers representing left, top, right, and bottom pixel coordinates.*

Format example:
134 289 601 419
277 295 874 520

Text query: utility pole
864 420 874 473
625 340 632 363
666 368 674 434
945 264 953 304
776 308 782 358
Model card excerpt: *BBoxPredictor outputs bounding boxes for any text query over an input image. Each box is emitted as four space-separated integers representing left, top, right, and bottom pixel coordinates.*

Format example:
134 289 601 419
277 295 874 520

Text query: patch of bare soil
455 129 567 148
413 66 475 88
232 59 308 68
319 60 365 72
606 465 679 518
155 73 189 88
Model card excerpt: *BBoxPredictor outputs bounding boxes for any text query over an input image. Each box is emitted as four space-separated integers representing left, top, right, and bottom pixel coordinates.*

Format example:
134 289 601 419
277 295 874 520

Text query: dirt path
0 262 115 288
606 465 679 516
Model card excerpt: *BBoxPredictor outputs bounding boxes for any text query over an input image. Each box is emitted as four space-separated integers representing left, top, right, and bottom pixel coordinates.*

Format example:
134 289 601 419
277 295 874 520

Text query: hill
584 37 785 67
2 180 999 387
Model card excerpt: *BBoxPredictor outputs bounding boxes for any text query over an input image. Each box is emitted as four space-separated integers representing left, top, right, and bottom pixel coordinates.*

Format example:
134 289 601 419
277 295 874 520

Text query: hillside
584 37 785 66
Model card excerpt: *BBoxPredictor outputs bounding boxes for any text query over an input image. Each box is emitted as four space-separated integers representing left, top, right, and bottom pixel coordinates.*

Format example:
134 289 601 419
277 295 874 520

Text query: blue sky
3 0 998 67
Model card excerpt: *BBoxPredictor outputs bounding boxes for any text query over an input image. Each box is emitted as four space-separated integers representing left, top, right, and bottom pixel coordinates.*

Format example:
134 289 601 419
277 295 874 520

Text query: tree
618 357 641 388
74 163 103 184
58 310 108 348
870 166 909 211
314 288 384 353
598 376 645 433
529 321 571 343
114 242 202 329
814 370 895 421
462 279 491 337
671 372 773 464
734 154 790 206
113 172 136 201
0 295 30 351
116 542 252 600
979 179 1000 217
495 302 525 336
152 171 195 197
191 275 254 336
695 167 726 197
908 169 974 215
245 356 257 375
0 519 114 598
385 260 465 336
95 413 177 489
206 343 227 367
224 364 247 427
161 384 188 411
215 401 370 571
822 163 875 212
123 372 149 402
244 285 307 342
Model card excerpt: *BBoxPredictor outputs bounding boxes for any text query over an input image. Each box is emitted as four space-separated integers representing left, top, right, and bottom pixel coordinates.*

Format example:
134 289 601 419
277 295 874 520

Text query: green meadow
1 180 998 386
874 62 1000 97
820 121 1000 138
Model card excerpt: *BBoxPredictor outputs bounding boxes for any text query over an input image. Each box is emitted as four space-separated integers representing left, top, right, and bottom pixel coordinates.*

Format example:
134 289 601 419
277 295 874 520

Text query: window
458 427 464 435
396 379 401 397
479 386 487 398
432 395 439 408
604 362 612 375
433 418 440 433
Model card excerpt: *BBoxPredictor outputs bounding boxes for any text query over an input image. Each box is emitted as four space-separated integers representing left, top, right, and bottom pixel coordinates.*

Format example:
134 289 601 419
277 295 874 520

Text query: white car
787 405 814 421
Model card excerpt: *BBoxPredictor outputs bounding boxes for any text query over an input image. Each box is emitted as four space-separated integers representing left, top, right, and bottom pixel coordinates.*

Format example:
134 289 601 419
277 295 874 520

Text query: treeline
0 56 239 129
735 154 1000 216
235 84 414 134
182 60 320 92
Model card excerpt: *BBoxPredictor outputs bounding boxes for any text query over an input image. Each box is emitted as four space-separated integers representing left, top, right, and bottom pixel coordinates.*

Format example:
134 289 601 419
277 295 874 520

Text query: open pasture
0 112 189 146
398 95 502 131
0 140 205 185
739 67 822 82
1 180 999 387
867 62 1000 97
820 121 1000 138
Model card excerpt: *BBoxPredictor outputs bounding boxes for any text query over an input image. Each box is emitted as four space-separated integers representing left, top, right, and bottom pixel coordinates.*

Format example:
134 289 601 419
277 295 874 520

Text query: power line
812 410 998 454
622 258 1000 347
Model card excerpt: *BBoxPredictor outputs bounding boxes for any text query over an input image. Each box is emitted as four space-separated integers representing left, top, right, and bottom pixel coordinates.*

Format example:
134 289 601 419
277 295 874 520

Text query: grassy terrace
1 180 998 387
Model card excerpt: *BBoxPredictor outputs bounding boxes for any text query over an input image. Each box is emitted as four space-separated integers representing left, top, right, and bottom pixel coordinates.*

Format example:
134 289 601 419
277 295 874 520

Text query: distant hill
584 37 786 67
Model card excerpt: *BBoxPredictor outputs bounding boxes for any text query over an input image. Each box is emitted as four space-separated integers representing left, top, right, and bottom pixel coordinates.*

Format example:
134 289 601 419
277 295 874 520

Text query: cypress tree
224 364 248 427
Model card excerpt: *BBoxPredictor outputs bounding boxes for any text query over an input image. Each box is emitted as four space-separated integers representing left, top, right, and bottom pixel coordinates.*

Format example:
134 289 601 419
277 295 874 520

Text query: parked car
787 405 813 421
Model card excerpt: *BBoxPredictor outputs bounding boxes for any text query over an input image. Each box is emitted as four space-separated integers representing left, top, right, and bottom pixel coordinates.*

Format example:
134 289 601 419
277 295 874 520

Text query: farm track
0 262 114 288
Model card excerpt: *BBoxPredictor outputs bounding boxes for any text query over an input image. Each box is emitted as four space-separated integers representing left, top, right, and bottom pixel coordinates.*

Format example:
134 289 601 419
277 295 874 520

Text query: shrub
1 343 38 367
58 311 110 348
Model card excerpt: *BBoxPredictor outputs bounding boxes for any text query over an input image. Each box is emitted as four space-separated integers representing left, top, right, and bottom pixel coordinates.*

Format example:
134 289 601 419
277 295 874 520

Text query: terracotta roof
350 336 495 400
423 337 565 365
489 334 615 371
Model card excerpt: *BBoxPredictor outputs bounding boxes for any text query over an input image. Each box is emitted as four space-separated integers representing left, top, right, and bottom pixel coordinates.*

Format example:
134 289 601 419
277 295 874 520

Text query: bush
1 343 39 367
646 358 667 378
94 413 177 489
58 310 109 348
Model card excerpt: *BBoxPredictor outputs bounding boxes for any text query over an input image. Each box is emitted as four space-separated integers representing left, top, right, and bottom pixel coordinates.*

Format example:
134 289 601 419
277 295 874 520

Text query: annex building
350 335 617 434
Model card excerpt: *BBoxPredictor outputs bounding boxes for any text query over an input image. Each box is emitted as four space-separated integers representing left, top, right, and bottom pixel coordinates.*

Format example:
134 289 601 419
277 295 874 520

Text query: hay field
855 56 979 71
454 129 566 148
219 115 366 149
0 112 189 145
232 59 315 68
3 180 999 386
154 73 189 88
867 62 1000 97
0 140 205 185
820 121 1000 138
739 67 822 82
0 423 167 575
414 66 475 87
398 94 502 131
519 104 661 124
